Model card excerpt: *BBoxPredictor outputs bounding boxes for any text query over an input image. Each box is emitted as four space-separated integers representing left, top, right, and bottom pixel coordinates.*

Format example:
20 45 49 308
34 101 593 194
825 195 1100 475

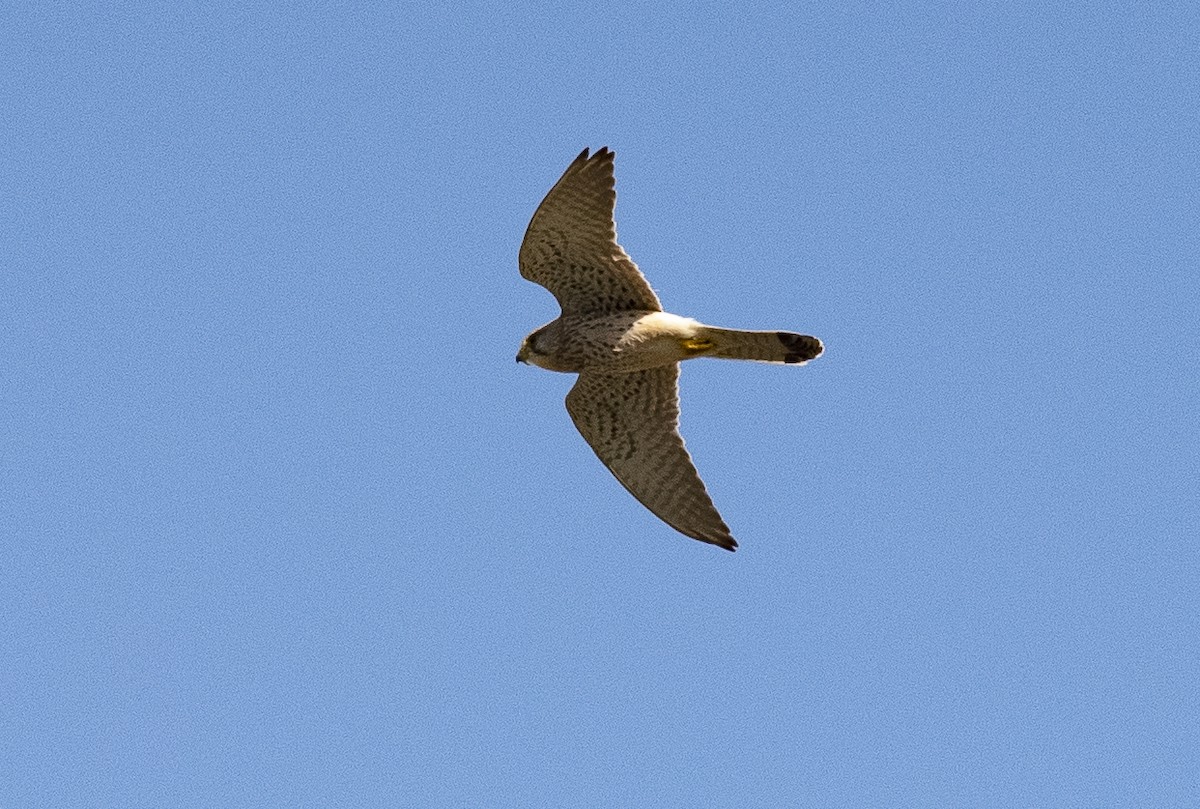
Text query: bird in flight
517 147 822 551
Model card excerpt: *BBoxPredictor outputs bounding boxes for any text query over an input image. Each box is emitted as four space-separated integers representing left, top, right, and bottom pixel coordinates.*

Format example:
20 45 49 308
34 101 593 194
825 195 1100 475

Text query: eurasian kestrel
517 147 822 551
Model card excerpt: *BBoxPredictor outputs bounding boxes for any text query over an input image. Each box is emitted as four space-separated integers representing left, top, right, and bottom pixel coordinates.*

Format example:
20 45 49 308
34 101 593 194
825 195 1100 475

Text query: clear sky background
4 2 1198 806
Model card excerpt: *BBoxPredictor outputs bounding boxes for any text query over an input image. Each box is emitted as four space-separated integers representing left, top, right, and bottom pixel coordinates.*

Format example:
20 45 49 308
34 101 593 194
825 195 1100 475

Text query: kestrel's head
516 322 565 370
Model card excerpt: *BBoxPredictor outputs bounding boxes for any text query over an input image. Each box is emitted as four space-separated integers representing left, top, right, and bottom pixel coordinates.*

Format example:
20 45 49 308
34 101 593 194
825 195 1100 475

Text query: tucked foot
680 336 716 356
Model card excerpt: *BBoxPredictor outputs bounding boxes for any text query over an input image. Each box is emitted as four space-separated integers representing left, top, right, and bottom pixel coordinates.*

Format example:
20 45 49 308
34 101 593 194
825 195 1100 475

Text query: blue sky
4 2 1198 806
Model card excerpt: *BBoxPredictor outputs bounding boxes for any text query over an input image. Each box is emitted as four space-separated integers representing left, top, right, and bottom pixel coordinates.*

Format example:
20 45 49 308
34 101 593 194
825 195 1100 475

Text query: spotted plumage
517 148 823 551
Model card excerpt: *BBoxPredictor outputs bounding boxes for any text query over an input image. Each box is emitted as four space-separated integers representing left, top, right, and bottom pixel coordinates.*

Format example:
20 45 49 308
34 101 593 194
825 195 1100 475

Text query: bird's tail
694 326 823 364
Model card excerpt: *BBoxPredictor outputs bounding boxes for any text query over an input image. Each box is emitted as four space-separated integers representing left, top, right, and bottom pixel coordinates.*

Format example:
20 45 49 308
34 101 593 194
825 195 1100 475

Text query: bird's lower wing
565 367 736 550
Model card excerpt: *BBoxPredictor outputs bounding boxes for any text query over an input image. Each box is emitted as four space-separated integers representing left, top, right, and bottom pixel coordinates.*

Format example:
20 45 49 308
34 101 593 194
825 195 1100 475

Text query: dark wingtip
777 332 824 364
684 529 737 551
571 147 614 175
707 534 738 551
574 147 613 160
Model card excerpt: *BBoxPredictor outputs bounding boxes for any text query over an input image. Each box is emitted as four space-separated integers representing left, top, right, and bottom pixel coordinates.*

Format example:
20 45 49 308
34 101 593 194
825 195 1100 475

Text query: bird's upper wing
519 148 662 316
565 366 736 550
